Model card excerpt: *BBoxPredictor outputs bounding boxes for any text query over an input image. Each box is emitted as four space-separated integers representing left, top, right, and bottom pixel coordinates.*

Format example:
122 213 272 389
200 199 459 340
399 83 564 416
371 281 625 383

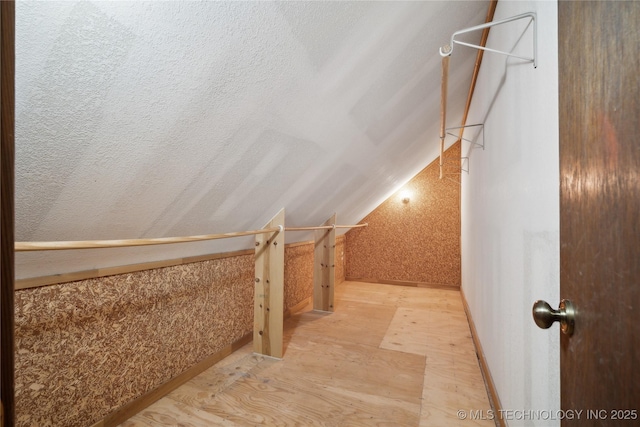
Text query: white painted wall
461 1 559 425
14 0 489 279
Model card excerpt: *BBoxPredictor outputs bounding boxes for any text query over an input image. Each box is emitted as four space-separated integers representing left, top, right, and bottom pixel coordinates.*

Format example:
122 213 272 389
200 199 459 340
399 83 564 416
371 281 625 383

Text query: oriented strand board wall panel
283 243 313 312
345 143 461 287
335 235 346 284
15 255 254 427
15 244 316 427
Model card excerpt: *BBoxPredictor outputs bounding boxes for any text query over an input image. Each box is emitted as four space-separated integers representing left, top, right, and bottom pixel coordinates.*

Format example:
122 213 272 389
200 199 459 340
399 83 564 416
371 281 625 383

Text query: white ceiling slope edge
15 0 487 279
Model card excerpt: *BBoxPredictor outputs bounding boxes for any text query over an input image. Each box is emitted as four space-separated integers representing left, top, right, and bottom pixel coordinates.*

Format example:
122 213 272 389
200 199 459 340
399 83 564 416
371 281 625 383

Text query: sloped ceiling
15 0 489 278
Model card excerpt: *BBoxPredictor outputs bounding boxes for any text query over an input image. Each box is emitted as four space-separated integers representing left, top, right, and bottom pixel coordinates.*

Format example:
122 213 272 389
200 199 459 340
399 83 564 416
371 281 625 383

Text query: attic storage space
7 1 508 426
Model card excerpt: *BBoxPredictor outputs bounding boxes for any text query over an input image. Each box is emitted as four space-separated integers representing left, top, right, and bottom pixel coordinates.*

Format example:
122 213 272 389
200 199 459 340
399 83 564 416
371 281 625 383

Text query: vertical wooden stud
254 208 285 358
314 213 336 312
0 1 15 425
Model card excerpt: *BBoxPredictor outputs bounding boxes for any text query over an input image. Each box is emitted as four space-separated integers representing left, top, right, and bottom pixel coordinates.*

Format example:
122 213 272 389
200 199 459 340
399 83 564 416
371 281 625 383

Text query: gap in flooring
120 281 495 426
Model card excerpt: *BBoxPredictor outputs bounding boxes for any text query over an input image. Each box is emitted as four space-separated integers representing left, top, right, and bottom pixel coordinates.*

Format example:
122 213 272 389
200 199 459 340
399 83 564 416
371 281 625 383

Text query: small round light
399 190 412 204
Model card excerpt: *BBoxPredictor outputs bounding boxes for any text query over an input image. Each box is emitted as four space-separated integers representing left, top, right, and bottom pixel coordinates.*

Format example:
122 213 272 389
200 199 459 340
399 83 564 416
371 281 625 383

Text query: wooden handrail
285 226 333 232
334 223 367 229
14 223 368 251
15 227 282 251
286 223 367 232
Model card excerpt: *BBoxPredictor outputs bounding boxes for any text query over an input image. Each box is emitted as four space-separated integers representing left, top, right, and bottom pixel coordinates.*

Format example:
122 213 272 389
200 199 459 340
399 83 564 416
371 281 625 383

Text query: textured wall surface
461 1 560 424
281 236 346 312
15 243 318 427
284 243 314 311
14 0 489 279
335 235 346 284
345 143 460 286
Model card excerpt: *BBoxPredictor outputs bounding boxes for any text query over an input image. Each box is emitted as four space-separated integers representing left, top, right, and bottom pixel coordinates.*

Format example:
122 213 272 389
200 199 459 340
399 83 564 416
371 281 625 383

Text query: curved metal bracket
440 12 537 68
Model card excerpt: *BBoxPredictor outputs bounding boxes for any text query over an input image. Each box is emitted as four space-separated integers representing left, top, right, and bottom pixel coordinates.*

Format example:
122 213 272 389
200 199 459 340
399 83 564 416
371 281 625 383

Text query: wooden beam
313 214 336 312
458 0 498 140
0 1 15 425
254 208 285 358
15 227 280 251
439 55 450 179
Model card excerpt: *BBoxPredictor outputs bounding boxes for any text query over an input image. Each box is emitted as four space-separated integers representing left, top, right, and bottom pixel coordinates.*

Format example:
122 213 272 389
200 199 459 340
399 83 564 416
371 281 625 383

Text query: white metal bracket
445 124 484 151
441 124 484 177
440 12 537 68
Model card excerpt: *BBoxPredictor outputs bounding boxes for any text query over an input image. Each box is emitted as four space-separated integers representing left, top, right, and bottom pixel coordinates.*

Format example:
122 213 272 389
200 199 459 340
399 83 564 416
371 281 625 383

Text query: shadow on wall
345 142 461 287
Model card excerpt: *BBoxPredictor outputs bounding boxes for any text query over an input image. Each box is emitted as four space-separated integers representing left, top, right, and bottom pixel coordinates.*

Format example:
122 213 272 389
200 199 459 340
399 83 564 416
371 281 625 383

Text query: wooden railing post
254 208 285 358
313 214 336 312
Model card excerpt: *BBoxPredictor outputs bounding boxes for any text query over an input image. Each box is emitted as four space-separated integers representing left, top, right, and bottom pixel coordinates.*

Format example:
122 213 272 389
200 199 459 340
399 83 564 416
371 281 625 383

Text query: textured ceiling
15 0 488 278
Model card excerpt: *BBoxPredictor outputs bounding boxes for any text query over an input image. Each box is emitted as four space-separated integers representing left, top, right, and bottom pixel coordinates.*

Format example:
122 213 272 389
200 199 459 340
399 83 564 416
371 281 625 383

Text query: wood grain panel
0 1 15 425
253 208 284 358
559 1 640 423
313 214 335 312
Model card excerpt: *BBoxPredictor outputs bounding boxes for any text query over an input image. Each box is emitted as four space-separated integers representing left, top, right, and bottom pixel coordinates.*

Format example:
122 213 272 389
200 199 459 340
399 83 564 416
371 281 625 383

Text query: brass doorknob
532 299 575 336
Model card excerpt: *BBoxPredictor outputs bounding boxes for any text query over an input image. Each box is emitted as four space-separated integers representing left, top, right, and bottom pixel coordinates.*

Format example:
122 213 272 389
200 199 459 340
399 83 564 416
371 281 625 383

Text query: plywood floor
120 281 494 427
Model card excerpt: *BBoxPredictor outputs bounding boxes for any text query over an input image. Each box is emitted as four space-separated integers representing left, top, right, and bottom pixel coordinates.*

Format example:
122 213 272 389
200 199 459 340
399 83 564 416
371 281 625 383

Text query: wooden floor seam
119 281 494 427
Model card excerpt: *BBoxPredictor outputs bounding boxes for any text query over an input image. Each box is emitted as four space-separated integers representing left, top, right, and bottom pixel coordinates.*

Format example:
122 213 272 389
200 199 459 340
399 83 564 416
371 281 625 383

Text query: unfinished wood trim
284 297 311 319
16 239 316 290
332 223 367 229
439 54 450 179
313 213 336 312
254 208 285 358
460 287 505 427
286 225 333 232
0 1 15 425
346 277 459 291
285 240 313 249
15 248 255 290
90 332 252 427
458 0 498 141
15 227 281 251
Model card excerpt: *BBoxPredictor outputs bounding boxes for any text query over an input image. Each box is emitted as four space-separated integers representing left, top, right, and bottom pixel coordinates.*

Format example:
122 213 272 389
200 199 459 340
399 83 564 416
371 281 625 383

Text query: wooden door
559 1 640 424
0 1 14 425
